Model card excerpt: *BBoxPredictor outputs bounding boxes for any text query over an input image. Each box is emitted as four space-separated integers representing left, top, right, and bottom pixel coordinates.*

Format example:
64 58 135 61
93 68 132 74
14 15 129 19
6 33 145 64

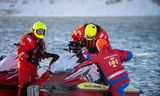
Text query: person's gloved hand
68 41 82 52
46 53 59 61
47 53 59 58
26 57 39 66
68 41 80 47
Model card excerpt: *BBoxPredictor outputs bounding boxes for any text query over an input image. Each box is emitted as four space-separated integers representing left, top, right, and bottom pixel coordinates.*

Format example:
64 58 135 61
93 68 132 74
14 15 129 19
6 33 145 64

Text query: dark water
0 16 160 96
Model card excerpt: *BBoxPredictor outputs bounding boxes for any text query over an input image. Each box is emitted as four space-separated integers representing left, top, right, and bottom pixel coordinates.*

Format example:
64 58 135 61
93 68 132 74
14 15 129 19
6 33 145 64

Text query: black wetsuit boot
19 83 30 96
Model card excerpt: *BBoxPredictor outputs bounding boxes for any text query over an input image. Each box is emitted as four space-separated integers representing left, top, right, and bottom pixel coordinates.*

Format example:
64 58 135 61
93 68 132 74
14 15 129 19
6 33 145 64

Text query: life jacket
80 37 98 53
26 33 46 62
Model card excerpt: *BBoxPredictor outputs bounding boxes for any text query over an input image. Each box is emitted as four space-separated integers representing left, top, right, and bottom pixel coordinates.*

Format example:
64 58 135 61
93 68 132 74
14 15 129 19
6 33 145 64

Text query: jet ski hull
0 56 142 96
0 70 18 96
0 71 142 96
0 89 18 96
38 72 142 96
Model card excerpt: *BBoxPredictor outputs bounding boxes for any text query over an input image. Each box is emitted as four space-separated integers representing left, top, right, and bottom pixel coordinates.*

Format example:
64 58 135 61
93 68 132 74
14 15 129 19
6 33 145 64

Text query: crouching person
81 39 133 96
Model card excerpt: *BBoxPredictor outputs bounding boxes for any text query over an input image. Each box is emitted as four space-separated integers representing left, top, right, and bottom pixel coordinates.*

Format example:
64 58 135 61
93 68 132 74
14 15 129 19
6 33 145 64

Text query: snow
0 0 160 16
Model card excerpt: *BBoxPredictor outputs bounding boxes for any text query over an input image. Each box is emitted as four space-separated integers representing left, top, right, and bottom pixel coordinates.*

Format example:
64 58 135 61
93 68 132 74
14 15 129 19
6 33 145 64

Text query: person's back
90 49 129 80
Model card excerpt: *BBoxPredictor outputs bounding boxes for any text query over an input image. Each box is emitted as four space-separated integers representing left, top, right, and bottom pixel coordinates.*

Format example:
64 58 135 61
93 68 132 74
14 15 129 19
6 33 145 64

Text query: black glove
68 41 82 53
26 57 39 66
76 50 82 58
68 41 80 47
46 53 59 61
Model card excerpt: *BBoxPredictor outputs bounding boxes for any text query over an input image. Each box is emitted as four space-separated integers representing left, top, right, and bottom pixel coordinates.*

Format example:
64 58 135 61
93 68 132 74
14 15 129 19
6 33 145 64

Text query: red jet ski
0 53 143 96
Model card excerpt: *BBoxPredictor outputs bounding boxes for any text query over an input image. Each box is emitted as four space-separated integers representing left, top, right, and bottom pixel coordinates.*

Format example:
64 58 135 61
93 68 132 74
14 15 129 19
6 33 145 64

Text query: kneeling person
82 39 133 96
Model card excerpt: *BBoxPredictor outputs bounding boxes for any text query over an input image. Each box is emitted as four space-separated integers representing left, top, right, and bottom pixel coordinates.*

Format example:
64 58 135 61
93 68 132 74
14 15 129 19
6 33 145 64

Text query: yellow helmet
32 21 47 39
85 24 97 40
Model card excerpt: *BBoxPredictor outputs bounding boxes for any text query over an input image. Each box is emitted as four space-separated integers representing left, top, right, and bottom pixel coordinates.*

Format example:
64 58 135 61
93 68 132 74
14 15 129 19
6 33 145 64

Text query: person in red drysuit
69 23 111 53
16 21 59 96
75 39 133 96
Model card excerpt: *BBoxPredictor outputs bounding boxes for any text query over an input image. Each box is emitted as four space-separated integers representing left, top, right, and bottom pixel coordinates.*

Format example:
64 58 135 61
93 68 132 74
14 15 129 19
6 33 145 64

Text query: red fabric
82 50 89 54
17 61 38 96
81 48 130 95
108 78 129 96
74 61 93 72
17 34 36 62
16 33 46 96
71 24 109 42
89 49 129 80
0 70 18 86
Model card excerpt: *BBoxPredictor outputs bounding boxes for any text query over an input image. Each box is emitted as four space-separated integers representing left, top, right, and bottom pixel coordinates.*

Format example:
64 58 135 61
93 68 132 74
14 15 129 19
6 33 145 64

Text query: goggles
36 29 45 35
86 35 95 40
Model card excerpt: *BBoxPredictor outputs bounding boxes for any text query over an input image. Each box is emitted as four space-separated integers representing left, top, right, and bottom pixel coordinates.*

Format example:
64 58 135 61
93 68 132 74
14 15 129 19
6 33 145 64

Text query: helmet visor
36 29 45 35
85 35 95 40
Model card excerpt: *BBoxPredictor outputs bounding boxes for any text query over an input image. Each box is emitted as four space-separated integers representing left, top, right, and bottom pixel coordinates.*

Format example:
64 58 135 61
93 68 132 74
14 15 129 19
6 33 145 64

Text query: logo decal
20 42 25 45
109 57 118 67
77 82 108 91
27 37 32 42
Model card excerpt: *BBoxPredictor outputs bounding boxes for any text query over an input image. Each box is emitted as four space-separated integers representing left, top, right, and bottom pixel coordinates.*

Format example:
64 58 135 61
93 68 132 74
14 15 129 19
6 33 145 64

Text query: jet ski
0 52 143 96
0 53 18 96
35 60 143 96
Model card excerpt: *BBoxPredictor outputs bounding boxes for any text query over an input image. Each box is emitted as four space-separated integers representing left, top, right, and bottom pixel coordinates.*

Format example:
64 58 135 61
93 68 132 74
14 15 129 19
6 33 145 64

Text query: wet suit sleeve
96 27 109 41
41 41 59 61
71 25 85 42
44 52 59 61
83 51 99 64
118 50 133 63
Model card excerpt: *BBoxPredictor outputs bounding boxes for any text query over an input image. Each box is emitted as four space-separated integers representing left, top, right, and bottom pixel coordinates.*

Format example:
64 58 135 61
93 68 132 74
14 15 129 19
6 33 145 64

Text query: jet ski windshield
50 51 79 73
0 53 18 71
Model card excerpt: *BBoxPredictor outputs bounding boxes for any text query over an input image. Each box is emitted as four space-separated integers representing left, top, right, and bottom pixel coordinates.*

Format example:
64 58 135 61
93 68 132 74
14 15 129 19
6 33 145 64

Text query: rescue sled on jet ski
0 52 142 96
